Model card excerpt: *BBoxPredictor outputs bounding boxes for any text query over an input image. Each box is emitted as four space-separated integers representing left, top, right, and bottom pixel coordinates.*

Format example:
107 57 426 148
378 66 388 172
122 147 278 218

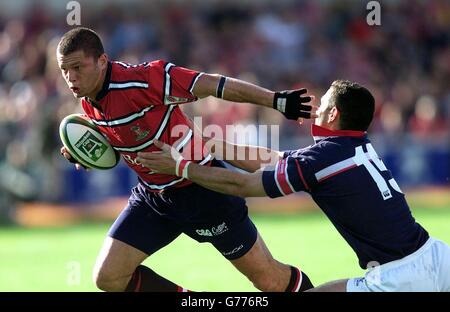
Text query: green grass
0 207 449 292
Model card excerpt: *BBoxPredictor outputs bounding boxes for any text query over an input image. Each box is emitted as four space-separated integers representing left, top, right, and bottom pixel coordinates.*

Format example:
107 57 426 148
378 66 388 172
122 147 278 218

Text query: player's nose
67 69 78 82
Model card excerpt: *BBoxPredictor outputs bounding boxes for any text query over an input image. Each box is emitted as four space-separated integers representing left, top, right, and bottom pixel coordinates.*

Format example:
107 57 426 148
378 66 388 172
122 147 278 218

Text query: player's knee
92 267 129 292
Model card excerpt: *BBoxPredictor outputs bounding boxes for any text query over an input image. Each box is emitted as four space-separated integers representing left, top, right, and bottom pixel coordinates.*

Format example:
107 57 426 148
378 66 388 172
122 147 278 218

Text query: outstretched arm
204 136 282 173
192 73 317 121
193 74 274 108
182 163 265 198
136 140 268 198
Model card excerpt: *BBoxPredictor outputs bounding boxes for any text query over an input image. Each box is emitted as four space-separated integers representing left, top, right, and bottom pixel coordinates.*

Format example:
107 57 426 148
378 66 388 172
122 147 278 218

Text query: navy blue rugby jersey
262 124 429 269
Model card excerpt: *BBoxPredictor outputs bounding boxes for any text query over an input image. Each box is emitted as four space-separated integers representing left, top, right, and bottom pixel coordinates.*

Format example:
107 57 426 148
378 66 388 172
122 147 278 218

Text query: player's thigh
93 237 148 280
95 185 183 279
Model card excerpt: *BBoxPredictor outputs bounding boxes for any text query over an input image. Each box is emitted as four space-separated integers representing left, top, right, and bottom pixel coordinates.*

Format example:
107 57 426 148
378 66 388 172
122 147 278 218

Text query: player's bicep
261 157 313 198
191 73 221 99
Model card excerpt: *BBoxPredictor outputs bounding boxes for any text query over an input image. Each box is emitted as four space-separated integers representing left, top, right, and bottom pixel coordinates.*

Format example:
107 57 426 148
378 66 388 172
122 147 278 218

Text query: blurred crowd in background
0 0 448 214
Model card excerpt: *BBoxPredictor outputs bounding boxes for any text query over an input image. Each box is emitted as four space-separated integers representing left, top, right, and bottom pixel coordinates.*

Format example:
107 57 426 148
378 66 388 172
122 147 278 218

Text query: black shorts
108 172 257 260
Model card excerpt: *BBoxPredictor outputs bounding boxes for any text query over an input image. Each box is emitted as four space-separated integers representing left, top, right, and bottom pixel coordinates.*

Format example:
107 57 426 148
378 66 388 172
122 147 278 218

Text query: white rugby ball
59 114 120 170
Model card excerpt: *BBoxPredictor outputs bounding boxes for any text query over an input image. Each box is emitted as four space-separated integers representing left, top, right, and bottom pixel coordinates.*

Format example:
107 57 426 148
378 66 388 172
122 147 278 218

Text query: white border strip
284 158 296 193
164 62 175 101
91 106 154 127
189 72 204 95
109 82 148 89
315 157 355 181
175 129 193 151
113 105 175 152
274 161 286 196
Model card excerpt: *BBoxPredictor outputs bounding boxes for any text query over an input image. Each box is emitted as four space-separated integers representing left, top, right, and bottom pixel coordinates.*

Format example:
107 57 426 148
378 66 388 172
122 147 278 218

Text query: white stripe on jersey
113 105 176 152
109 81 148 89
114 61 149 68
115 61 131 68
140 153 213 190
189 72 204 95
315 157 356 182
91 106 154 127
273 161 286 196
164 63 175 104
284 158 296 193
175 129 193 151
314 151 373 182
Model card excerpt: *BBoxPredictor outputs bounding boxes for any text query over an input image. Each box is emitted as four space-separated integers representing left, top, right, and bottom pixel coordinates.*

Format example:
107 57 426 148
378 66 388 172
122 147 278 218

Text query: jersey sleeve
159 61 203 104
169 64 203 98
262 155 317 198
145 60 203 106
282 150 296 159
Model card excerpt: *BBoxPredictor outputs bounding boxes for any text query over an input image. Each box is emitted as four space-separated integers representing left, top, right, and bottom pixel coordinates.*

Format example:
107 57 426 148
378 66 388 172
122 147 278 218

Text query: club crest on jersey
131 125 150 141
164 95 193 105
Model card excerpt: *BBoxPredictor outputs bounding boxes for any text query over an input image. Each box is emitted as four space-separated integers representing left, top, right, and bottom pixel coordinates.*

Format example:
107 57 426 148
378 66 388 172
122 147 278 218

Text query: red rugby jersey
81 60 212 192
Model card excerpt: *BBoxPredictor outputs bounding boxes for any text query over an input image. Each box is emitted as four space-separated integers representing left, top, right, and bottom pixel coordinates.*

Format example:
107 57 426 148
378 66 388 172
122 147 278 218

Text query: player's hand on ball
136 140 181 175
60 146 89 171
273 88 318 120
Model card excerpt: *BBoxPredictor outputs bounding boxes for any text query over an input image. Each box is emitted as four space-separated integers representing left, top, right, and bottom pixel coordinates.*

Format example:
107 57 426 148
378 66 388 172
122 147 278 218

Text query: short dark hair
329 80 375 131
58 27 104 59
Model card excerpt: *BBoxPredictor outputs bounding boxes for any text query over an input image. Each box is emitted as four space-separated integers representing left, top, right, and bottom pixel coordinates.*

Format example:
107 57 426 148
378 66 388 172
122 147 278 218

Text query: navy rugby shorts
108 162 257 260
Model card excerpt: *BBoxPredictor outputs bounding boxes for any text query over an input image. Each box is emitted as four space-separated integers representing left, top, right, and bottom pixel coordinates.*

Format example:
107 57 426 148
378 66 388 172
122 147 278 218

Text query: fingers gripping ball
59 114 120 170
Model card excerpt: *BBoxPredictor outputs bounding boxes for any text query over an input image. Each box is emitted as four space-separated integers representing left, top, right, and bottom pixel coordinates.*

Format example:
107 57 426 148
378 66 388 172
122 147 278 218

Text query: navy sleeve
262 156 315 198
282 150 296 159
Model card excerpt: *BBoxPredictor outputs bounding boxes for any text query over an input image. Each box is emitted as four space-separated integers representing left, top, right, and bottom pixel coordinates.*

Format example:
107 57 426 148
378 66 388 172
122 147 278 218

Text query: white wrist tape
175 157 191 179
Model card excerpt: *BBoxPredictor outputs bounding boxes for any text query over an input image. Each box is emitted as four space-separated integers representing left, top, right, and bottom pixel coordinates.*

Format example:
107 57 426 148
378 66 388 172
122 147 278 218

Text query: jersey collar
311 124 366 143
95 61 112 102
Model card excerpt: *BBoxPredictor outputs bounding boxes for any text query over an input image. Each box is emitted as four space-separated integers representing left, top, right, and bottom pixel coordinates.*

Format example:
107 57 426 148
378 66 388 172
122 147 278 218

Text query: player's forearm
187 163 250 197
193 74 274 108
221 77 274 108
206 138 282 172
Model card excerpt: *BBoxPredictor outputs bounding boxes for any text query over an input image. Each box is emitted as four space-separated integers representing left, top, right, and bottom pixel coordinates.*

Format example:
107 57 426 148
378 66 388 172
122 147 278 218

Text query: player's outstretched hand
60 146 89 171
273 88 318 120
136 140 181 176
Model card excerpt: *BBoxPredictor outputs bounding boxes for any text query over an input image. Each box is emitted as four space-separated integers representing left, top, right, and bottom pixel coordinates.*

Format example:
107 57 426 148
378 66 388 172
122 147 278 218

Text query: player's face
315 87 334 127
57 50 106 99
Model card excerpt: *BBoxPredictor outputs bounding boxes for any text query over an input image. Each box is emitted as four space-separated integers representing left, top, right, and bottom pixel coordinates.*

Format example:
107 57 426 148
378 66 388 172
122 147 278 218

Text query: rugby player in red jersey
57 27 316 292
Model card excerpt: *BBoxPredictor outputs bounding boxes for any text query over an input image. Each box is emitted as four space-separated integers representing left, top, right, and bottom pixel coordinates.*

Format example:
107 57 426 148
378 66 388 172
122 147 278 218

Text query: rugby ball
59 114 120 170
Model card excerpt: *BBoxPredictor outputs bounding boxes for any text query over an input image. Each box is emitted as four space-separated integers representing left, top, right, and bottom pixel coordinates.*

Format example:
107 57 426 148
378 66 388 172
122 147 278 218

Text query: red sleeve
169 65 202 98
150 60 202 105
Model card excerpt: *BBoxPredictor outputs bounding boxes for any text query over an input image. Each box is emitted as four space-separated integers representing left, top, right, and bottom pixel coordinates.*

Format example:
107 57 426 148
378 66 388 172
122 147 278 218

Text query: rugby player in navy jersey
139 80 450 292
57 27 317 292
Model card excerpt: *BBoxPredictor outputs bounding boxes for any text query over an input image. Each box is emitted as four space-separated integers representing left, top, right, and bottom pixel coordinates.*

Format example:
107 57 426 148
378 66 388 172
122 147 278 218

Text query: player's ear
98 53 108 69
328 106 339 123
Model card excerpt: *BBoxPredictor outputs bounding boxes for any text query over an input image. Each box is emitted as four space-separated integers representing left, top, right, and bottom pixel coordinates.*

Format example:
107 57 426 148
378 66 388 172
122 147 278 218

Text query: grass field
0 206 449 292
